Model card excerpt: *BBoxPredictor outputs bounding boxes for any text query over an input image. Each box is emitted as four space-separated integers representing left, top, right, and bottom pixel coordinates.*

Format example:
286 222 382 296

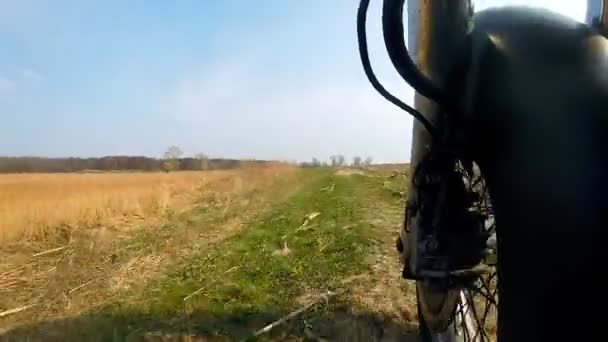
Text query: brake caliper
399 155 491 285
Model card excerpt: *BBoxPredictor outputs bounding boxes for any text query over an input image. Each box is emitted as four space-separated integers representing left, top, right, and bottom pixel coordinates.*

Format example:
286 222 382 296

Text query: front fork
397 155 491 286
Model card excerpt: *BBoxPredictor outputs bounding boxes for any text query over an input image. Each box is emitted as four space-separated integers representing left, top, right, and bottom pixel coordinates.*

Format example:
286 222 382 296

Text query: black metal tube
401 0 473 338
405 0 473 214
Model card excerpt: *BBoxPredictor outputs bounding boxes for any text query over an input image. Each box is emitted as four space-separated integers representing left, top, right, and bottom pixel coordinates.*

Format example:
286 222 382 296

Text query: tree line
300 155 373 168
0 145 374 173
0 155 257 173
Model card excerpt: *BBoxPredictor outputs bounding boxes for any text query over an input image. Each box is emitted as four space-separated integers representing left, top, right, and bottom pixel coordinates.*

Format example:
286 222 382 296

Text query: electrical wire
357 0 437 137
382 0 445 105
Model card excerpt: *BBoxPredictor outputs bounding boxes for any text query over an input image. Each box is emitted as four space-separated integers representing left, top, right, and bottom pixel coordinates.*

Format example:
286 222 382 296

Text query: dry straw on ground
0 166 287 242
0 164 295 334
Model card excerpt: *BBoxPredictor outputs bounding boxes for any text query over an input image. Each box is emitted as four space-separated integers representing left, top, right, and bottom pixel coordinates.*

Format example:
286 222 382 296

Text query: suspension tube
586 0 608 26
402 0 473 276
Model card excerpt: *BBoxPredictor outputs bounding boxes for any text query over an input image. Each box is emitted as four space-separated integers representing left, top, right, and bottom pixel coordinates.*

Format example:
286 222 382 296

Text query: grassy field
0 166 417 341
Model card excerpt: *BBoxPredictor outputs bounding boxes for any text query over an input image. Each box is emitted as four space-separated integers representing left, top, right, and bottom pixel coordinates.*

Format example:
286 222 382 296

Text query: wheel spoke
455 161 498 341
420 160 499 341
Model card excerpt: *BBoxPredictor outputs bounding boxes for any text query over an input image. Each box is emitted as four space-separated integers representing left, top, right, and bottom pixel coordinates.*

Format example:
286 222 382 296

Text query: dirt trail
276 171 418 342
344 196 418 339
311 176 419 342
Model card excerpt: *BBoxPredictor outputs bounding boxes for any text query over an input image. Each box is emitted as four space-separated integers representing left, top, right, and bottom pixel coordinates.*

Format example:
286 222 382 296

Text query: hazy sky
0 1 588 162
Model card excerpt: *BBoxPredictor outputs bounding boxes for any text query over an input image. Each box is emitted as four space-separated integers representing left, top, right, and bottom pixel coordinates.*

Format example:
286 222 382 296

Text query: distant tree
195 153 209 170
337 155 345 166
164 146 183 160
163 146 183 172
321 161 328 167
311 157 321 167
329 155 346 167
352 156 362 168
330 155 338 167
364 156 373 166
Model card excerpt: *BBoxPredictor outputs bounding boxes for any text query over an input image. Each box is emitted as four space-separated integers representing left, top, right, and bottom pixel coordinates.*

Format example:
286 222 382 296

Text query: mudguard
404 5 608 341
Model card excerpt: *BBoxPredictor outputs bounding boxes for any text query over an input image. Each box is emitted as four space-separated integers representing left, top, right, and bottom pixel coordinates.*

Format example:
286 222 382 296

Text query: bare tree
364 156 373 166
164 146 183 159
163 146 183 172
330 155 338 167
195 152 209 170
330 154 346 167
337 155 345 166
311 158 321 167
352 156 362 168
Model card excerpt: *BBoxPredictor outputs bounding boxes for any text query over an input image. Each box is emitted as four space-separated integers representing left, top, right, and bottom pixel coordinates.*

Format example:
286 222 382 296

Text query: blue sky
0 1 589 162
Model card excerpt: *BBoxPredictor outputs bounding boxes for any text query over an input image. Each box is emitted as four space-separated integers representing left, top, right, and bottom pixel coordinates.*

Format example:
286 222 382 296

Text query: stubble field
0 165 419 341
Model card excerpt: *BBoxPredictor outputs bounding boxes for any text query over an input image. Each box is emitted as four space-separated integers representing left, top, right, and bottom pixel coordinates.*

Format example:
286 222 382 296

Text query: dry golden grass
0 166 288 242
0 163 297 336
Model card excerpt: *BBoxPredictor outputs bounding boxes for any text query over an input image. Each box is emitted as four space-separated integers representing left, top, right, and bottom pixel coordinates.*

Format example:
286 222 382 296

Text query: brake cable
356 0 437 138
381 0 446 104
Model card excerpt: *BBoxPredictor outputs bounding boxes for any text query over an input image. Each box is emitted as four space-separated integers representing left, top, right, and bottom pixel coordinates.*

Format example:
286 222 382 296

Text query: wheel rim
420 161 499 341
421 265 498 342
452 267 499 341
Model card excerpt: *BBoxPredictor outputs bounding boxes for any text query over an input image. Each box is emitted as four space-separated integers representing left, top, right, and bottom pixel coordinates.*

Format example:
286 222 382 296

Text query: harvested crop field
0 166 289 242
0 166 419 341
